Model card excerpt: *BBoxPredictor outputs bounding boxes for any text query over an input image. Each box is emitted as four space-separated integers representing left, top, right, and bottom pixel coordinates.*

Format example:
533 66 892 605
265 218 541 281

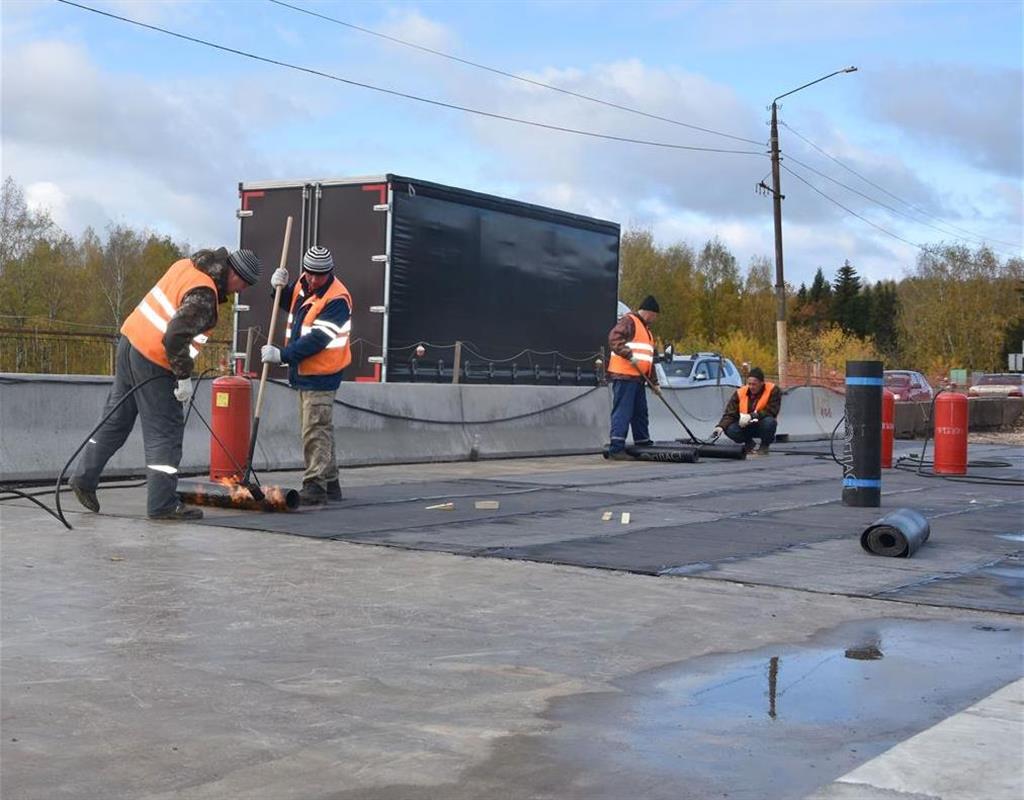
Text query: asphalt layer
2 441 1022 799
180 442 1024 612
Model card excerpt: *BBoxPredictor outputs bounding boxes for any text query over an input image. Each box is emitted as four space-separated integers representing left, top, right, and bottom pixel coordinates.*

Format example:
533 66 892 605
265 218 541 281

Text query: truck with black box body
235 175 620 384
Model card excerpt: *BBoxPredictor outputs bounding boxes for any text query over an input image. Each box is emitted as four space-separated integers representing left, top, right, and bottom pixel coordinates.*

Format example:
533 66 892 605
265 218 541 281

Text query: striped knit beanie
302 246 334 274
227 249 262 285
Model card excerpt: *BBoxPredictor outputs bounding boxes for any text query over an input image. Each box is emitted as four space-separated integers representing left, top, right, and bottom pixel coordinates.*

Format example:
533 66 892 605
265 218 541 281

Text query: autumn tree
898 244 1016 373
695 237 741 342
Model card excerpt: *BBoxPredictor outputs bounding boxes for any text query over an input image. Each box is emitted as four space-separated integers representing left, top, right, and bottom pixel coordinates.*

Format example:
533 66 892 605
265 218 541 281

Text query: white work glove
173 377 193 403
270 267 289 289
261 345 282 364
710 426 723 441
739 413 752 428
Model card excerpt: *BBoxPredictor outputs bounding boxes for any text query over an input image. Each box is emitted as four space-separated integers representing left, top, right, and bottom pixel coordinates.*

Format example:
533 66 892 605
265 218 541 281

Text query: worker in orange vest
711 366 782 456
605 295 660 460
70 248 262 519
261 246 352 505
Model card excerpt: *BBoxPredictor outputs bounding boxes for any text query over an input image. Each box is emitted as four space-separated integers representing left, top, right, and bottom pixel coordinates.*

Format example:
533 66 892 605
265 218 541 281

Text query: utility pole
770 101 787 389
764 67 857 389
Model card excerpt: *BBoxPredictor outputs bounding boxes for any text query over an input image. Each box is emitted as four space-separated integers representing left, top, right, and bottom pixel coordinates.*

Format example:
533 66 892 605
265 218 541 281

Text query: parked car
656 352 743 389
883 370 934 402
968 373 1024 398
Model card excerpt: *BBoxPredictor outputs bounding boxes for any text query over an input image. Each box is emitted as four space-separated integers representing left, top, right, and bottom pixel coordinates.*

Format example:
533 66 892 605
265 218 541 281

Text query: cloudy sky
3 0 1021 286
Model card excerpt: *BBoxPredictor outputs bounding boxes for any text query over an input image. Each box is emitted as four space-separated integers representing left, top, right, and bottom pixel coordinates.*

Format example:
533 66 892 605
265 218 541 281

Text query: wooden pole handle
253 215 293 420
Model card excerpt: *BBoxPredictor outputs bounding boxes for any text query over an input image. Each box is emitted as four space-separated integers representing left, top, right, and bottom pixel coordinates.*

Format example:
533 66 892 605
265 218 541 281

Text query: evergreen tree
832 260 864 335
809 267 832 303
870 281 902 363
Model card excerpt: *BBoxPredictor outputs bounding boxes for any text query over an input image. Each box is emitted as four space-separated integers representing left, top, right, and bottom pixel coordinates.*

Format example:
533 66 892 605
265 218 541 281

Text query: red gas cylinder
210 375 252 481
881 389 895 468
933 392 968 475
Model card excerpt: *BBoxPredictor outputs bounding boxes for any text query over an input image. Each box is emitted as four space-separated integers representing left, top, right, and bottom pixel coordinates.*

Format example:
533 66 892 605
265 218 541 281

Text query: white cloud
1 38 326 245
379 8 458 52
24 181 69 224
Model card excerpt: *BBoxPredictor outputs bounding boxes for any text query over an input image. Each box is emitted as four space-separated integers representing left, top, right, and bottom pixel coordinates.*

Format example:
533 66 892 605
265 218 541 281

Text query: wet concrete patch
877 555 1024 613
525 619 1023 800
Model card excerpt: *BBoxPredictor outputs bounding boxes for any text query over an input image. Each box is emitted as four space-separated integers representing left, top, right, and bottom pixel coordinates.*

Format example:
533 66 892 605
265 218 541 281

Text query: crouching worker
710 367 781 456
261 246 352 505
71 248 262 519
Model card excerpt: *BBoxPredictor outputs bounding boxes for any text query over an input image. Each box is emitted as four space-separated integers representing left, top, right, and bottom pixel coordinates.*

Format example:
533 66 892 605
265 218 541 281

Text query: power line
784 153 1021 258
57 0 764 157
780 121 1021 250
267 0 765 147
781 162 923 251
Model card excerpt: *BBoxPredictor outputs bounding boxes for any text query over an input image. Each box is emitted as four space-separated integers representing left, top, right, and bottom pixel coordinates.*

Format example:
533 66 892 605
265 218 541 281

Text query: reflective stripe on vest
738 381 776 414
120 259 217 370
607 313 654 377
287 277 354 376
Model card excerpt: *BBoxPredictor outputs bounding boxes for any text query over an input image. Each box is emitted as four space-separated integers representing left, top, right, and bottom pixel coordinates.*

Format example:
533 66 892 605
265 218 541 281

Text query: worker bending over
71 248 262 519
711 367 781 456
261 246 352 505
605 295 661 460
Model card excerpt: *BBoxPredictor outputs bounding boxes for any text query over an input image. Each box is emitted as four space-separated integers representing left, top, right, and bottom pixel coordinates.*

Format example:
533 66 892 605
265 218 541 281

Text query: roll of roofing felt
860 508 930 557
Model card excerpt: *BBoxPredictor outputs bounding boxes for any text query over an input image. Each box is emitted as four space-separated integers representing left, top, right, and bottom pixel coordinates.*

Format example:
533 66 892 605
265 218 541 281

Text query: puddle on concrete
538 619 1023 800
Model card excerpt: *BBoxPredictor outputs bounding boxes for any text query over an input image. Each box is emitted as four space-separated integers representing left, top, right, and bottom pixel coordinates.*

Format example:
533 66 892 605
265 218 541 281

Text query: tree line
0 178 233 373
1 176 1021 379
620 228 1023 381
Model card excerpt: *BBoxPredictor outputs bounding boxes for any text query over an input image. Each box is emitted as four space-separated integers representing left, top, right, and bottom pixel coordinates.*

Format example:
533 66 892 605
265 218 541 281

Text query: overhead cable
56 1 764 157
781 163 924 250
781 121 1022 250
267 0 765 147
784 153 1021 258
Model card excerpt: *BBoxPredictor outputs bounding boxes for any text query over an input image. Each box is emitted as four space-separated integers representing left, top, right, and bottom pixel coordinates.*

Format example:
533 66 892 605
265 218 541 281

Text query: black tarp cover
387 176 619 382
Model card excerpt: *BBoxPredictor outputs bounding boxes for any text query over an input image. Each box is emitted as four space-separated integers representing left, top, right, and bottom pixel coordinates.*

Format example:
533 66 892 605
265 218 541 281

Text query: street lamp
768 66 857 388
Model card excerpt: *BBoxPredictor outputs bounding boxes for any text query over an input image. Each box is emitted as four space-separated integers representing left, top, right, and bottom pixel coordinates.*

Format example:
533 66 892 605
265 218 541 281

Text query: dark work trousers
74 337 184 516
609 379 652 453
725 416 778 450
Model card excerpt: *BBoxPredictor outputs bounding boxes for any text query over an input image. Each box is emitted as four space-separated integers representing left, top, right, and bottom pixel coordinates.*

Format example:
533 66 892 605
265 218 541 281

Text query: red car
884 370 935 402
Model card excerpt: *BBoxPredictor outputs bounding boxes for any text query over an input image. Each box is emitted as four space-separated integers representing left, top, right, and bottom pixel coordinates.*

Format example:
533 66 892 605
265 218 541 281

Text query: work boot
148 503 203 521
326 480 343 502
300 481 327 506
633 439 654 448
748 444 771 458
69 479 100 513
607 450 633 461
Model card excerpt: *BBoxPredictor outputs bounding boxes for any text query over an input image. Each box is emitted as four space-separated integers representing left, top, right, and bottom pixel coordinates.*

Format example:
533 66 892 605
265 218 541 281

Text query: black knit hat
302 246 334 274
748 367 765 381
638 295 660 313
227 249 262 286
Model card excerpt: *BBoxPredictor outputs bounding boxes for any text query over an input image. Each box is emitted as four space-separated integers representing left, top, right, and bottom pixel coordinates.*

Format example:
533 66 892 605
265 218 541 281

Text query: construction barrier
2 374 1016 482
0 374 607 481
647 384 846 443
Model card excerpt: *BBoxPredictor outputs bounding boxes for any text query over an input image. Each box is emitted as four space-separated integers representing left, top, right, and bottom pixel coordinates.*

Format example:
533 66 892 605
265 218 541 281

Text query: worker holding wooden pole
260 246 354 505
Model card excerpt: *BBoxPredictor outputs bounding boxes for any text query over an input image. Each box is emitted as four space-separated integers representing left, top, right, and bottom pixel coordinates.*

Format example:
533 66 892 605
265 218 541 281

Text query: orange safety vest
737 382 776 414
285 277 353 375
120 259 217 371
607 313 654 378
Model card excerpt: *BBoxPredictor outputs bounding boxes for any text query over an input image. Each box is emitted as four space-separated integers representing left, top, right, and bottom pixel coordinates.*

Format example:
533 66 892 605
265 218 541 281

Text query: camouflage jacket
163 248 232 378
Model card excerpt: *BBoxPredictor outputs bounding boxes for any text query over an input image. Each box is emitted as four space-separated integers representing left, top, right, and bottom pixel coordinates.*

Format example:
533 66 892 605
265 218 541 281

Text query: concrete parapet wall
0 374 609 482
648 384 846 443
892 397 1022 439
